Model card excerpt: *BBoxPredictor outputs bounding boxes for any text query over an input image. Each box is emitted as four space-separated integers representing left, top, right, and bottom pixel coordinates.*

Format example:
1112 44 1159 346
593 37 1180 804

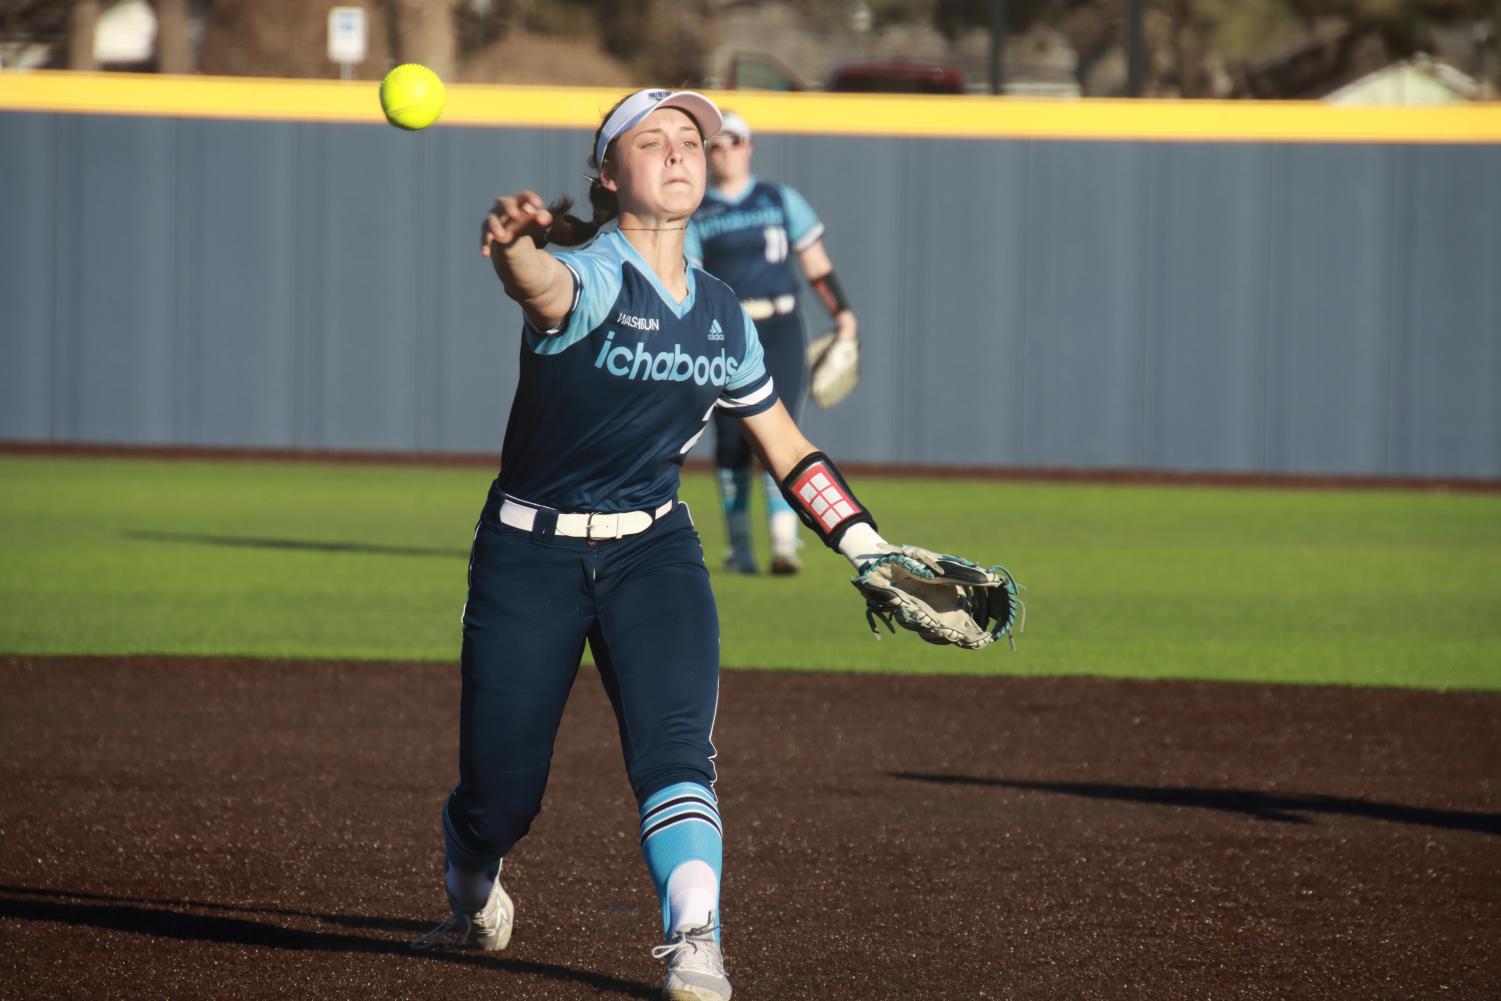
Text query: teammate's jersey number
763 226 788 264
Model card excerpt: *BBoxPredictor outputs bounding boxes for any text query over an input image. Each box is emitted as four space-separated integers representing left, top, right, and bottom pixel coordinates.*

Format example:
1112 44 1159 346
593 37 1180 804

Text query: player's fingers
507 204 552 242
482 210 508 247
507 200 547 235
496 195 525 224
488 200 532 244
485 193 548 250
497 192 540 220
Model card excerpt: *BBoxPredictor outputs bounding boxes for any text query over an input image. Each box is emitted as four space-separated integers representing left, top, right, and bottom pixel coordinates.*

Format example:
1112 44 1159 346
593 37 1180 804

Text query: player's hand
482 192 553 256
834 309 858 343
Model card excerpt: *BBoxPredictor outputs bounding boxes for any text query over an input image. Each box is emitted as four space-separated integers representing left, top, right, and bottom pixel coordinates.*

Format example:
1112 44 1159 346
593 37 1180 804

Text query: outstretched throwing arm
480 191 576 332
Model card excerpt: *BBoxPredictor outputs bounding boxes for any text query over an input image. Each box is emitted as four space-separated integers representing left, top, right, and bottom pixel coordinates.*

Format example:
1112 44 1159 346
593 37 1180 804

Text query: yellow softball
379 63 445 131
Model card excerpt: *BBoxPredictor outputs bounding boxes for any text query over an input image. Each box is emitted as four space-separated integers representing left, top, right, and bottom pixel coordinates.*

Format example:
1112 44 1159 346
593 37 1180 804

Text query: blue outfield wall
1 109 1499 478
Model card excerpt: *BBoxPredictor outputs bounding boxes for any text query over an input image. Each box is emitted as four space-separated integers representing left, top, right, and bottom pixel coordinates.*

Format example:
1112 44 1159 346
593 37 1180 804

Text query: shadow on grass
0 884 655 998
123 530 467 559
888 773 1501 835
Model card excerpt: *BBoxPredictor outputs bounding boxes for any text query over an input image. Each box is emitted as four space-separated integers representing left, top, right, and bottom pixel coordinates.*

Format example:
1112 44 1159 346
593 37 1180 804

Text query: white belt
741 294 796 320
499 498 676 540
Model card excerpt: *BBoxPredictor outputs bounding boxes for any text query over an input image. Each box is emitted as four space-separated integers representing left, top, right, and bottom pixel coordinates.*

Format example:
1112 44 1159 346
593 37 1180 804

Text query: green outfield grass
2 455 1498 690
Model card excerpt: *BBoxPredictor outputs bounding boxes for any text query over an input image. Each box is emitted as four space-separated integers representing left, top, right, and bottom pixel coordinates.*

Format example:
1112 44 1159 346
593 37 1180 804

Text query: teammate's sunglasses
707 135 747 150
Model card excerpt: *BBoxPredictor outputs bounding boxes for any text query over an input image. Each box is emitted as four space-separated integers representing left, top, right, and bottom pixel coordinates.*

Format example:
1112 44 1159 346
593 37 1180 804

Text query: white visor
594 89 722 168
718 112 751 140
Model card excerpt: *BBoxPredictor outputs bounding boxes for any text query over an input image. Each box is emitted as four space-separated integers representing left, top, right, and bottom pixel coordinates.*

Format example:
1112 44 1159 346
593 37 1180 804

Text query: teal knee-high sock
640 782 723 941
717 467 755 570
764 471 794 531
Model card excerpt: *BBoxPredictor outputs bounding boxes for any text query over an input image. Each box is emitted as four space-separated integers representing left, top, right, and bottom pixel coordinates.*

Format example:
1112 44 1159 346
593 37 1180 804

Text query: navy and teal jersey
685 177 824 302
495 229 777 514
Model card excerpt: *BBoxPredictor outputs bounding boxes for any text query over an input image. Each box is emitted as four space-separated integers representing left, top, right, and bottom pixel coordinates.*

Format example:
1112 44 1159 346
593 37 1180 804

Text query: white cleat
652 917 731 1001
409 875 513 952
769 547 802 576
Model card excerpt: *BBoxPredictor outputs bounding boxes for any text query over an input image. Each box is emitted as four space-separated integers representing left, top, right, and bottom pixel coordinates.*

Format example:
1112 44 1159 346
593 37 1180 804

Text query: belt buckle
586 512 621 540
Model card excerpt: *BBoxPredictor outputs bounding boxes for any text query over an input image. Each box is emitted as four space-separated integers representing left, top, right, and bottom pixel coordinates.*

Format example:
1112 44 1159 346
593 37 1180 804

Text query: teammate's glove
805 332 859 409
850 544 1022 651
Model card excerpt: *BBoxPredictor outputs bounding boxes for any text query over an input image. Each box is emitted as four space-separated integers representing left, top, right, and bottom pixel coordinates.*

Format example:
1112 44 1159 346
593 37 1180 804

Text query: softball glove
805 332 859 409
852 546 1022 650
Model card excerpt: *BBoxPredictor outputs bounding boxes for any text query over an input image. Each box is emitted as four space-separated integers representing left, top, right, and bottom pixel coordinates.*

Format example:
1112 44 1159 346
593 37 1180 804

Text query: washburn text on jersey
615 312 661 332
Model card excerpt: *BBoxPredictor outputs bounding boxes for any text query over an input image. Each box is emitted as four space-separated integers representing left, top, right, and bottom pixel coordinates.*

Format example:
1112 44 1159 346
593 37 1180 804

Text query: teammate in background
687 111 859 576
409 88 913 1001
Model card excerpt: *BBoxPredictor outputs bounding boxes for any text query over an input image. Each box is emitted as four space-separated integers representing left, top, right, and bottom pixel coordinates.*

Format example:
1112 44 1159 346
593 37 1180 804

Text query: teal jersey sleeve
726 309 767 392
526 246 623 355
684 222 705 270
778 184 825 251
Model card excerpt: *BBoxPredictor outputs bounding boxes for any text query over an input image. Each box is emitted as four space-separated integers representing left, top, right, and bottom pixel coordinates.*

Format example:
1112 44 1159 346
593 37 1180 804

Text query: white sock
837 522 889 568
770 511 798 555
666 860 719 933
445 861 498 912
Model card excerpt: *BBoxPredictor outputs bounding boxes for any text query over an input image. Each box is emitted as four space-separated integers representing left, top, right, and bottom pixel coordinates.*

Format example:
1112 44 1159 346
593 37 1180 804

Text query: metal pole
990 0 1007 95
1126 0 1145 97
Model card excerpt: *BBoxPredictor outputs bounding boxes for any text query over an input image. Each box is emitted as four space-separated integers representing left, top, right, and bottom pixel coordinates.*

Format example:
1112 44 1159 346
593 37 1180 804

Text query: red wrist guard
778 451 876 549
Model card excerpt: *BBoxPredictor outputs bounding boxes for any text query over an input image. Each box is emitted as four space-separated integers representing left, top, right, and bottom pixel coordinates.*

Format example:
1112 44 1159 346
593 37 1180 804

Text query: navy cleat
722 548 758 575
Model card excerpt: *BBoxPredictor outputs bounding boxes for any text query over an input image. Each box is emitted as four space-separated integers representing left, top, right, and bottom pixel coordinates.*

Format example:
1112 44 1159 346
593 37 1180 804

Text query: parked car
719 54 969 95
827 60 966 94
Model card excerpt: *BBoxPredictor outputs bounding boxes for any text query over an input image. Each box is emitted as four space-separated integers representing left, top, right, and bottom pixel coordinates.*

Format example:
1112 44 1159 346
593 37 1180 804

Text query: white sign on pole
328 6 368 68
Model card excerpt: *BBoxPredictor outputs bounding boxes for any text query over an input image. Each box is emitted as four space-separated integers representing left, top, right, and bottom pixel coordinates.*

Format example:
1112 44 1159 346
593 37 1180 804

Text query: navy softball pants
443 485 720 870
714 310 806 470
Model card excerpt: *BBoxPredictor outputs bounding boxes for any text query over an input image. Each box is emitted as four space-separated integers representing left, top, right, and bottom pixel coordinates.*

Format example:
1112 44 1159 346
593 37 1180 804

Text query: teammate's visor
717 112 752 141
594 89 722 168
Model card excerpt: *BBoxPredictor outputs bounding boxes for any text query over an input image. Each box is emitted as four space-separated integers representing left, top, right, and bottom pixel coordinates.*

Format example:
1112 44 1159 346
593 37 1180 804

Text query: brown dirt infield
2 656 1498 1001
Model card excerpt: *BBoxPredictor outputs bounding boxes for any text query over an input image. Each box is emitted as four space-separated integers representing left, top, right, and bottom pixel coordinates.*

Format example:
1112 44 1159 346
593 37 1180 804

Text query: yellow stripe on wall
3 69 1500 144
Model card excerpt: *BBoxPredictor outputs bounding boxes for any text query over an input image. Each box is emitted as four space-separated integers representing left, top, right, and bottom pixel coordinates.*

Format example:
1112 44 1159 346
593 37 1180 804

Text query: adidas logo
707 319 724 341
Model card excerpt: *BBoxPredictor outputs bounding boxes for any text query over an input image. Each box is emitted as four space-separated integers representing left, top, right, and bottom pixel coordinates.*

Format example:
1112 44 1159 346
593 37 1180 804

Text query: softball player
686 112 860 576
410 89 902 1001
